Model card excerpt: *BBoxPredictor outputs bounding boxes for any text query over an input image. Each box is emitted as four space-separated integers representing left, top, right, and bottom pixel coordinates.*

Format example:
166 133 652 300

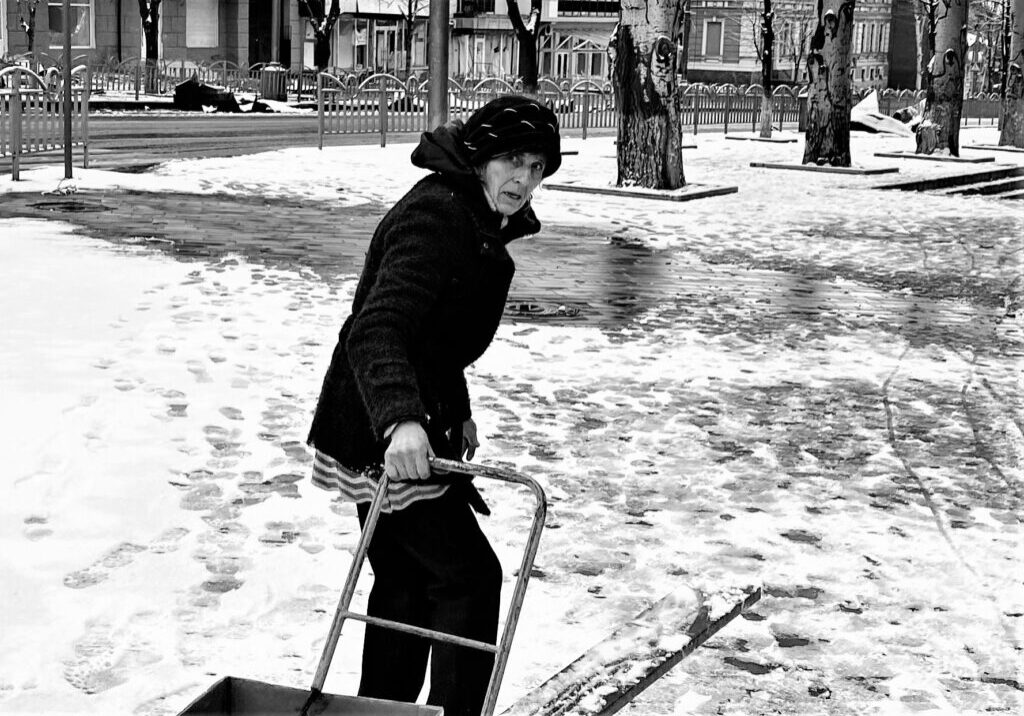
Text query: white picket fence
0 66 90 180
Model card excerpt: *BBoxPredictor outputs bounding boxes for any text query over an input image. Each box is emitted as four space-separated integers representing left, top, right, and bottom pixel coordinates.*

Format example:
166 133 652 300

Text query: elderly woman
307 95 561 716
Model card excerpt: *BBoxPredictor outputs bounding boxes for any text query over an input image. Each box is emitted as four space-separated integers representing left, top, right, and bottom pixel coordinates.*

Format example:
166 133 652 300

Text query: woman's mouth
501 191 523 202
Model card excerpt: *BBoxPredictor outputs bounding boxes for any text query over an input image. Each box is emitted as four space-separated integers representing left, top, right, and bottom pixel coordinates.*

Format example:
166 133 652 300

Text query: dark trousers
356 488 502 716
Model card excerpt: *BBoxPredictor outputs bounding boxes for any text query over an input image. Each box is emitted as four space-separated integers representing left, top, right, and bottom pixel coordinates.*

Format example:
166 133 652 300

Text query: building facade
1 0 899 91
1 0 257 66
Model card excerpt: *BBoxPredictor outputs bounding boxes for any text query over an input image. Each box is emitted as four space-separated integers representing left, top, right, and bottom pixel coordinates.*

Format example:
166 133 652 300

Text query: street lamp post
62 0 72 179
427 0 450 129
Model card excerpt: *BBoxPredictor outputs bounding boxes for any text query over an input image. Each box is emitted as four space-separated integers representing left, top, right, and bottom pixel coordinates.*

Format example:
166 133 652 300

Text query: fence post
751 89 757 133
723 87 731 134
135 62 141 101
692 92 698 135
222 62 228 89
318 73 325 151
379 82 387 148
11 70 22 181
581 90 589 141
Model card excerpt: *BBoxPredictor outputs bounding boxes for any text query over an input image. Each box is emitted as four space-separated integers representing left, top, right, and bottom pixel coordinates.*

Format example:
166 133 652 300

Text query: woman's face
480 151 548 216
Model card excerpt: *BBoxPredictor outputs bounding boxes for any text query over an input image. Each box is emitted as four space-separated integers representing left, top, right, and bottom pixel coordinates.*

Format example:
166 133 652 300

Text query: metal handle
309 457 547 716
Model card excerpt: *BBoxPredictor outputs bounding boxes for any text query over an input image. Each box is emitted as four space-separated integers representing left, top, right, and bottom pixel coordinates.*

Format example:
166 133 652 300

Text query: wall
3 1 247 68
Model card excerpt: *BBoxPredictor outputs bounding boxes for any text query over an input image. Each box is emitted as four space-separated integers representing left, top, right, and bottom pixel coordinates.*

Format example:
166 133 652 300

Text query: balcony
557 0 619 17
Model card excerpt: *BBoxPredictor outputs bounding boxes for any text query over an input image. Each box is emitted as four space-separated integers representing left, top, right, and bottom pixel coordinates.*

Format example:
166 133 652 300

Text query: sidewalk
1 127 1022 716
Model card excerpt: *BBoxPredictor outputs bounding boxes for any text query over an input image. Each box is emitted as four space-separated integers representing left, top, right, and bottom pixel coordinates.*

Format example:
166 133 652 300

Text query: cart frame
307 457 548 716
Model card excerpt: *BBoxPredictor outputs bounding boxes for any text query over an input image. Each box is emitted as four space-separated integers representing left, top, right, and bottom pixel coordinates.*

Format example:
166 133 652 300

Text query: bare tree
999 0 1024 145
397 0 429 79
680 0 693 81
914 0 934 88
802 0 857 166
16 0 40 57
751 0 778 137
609 0 686 189
999 0 1013 94
778 2 817 81
971 0 1007 92
137 0 162 93
507 0 543 93
300 0 341 72
917 0 969 155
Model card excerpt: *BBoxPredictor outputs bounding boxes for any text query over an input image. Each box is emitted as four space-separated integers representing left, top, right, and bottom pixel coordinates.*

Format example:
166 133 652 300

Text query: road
0 113 425 173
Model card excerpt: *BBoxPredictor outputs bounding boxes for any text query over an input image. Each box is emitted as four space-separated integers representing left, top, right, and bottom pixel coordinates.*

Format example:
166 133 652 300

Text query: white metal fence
0 66 90 180
317 75 1004 148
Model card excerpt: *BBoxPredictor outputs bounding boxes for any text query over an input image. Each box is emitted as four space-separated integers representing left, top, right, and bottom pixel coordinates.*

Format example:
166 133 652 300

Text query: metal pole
271 0 282 63
427 0 450 129
63 0 73 179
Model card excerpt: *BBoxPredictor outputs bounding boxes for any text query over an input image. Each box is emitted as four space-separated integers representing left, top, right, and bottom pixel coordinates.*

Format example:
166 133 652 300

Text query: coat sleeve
346 191 463 438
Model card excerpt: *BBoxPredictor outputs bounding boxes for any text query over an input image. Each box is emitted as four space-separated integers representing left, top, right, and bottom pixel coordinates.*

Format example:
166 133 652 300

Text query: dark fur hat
461 95 562 177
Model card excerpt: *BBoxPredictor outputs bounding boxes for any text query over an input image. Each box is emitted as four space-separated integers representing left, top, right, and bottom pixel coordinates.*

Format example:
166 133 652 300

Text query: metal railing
0 66 90 180
315 78 1003 148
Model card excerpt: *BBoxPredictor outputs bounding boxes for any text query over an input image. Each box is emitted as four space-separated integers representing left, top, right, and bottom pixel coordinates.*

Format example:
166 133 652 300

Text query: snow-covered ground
1 127 1022 715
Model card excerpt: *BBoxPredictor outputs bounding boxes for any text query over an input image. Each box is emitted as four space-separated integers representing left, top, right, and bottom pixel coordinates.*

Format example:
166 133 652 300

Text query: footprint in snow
63 542 147 589
23 514 53 541
63 617 162 695
63 528 189 588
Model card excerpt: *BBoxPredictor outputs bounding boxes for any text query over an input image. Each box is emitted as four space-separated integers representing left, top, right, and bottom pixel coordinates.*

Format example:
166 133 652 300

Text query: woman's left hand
462 418 480 460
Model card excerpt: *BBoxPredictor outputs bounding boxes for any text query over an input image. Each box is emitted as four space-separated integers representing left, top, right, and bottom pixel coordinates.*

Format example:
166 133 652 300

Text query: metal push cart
177 457 547 716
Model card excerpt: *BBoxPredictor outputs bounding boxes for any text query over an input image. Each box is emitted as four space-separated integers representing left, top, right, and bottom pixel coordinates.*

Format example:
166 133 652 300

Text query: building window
187 0 219 48
48 0 94 48
704 20 723 58
461 0 496 12
557 0 619 17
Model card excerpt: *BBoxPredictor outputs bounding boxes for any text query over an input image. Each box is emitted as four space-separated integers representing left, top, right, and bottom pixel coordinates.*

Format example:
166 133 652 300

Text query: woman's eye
531 162 545 174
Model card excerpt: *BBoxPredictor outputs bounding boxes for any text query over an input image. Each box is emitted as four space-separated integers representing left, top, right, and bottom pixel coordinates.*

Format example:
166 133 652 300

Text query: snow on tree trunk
920 0 968 156
610 0 686 189
802 0 856 167
759 0 776 138
999 0 1024 147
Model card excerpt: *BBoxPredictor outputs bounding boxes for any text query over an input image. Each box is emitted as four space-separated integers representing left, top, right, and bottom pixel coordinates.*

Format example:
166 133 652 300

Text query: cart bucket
176 458 547 716
176 676 442 715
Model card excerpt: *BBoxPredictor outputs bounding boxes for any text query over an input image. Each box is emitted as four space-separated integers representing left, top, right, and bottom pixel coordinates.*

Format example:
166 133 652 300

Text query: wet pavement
2 133 1023 714
2 187 1021 341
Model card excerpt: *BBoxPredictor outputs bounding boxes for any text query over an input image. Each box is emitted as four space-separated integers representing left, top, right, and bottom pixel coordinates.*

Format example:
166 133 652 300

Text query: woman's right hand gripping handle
383 420 435 482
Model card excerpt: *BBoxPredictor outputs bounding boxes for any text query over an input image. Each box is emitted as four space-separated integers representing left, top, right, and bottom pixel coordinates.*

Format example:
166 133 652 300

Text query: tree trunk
803 0 856 166
314 36 332 71
921 0 968 156
914 4 932 90
517 37 539 92
611 0 685 189
507 1 541 93
759 0 776 138
19 1 38 55
999 0 1024 146
138 1 162 95
1001 0 1013 99
404 21 415 78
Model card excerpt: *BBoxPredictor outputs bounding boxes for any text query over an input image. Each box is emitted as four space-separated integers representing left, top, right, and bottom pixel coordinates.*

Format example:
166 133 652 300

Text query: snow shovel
176 457 547 716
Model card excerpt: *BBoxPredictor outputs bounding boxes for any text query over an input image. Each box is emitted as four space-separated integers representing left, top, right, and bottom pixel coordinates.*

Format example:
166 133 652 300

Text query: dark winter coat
307 124 542 469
